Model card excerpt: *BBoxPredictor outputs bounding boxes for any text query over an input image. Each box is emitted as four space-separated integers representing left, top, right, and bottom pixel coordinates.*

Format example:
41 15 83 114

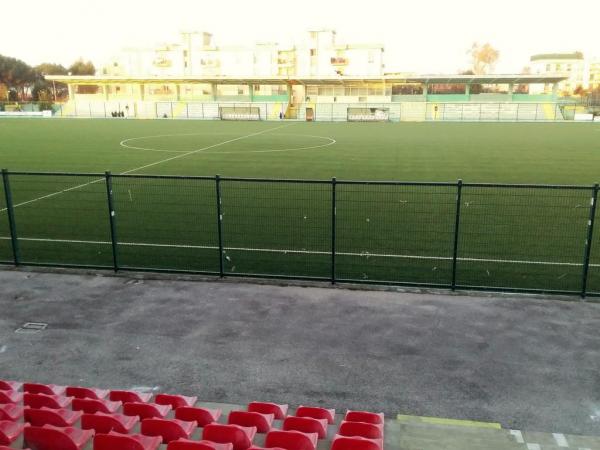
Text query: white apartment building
101 29 384 79
530 52 588 94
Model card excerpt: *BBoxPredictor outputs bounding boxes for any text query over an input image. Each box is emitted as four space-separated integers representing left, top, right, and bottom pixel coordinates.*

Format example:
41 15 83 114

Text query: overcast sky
2 0 598 73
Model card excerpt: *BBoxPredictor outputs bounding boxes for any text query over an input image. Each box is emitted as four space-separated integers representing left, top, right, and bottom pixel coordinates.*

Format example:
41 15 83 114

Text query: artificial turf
1 118 599 295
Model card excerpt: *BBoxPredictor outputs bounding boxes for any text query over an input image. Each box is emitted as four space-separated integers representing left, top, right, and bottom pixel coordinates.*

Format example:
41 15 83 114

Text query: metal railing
1 169 599 298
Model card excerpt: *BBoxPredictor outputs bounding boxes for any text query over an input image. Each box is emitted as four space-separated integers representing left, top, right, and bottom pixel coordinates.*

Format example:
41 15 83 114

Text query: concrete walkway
0 268 599 437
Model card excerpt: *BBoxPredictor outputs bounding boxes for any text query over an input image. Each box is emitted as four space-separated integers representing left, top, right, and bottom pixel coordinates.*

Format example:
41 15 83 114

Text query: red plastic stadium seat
81 412 139 434
23 383 67 396
110 390 153 404
72 398 121 414
168 440 233 450
0 420 26 445
202 423 257 450
175 406 222 427
155 394 197 409
141 418 196 444
295 406 335 425
24 424 94 450
24 393 72 409
282 417 328 439
338 421 383 439
0 404 24 421
330 434 382 450
124 402 171 420
66 386 109 400
264 430 318 450
343 411 384 425
248 447 287 450
228 411 274 433
247 402 288 420
0 391 23 404
94 431 161 450
25 407 83 427
0 381 22 392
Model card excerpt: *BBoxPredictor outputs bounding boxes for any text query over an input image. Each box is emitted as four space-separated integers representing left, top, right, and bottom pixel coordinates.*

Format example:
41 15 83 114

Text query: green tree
33 63 68 101
68 59 96 75
0 55 36 100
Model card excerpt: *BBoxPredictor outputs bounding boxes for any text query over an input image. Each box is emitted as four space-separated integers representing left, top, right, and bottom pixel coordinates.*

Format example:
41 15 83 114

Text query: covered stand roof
46 74 568 85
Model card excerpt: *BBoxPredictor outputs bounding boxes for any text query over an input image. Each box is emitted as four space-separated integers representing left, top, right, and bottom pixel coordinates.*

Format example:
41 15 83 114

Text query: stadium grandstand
44 73 571 121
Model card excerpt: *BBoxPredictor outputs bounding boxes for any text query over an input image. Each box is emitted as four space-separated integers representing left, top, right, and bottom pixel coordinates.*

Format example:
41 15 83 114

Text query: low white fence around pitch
40 100 586 122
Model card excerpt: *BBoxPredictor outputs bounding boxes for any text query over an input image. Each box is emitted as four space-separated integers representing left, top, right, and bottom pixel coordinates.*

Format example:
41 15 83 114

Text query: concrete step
396 416 528 450
510 429 600 450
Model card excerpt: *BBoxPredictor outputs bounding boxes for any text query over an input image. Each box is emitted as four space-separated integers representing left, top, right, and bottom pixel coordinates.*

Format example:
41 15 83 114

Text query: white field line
0 236 597 268
119 132 336 154
0 123 294 213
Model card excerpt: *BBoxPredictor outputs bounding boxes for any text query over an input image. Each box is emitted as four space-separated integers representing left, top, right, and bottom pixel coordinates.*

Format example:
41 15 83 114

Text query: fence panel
220 180 331 279
111 176 219 273
0 177 12 263
335 183 456 286
456 185 591 293
587 197 600 295
8 174 112 267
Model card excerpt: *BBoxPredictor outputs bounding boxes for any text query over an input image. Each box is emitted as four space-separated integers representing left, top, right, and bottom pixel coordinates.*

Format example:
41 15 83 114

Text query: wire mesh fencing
0 170 599 298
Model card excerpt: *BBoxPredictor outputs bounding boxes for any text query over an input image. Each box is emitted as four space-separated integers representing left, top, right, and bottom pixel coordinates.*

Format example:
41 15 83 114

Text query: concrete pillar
465 84 470 96
422 83 428 98
68 84 75 101
287 83 293 104
248 84 254 101
552 83 558 98
139 84 145 101
175 84 181 101
508 83 514 95
103 85 109 101
212 83 218 101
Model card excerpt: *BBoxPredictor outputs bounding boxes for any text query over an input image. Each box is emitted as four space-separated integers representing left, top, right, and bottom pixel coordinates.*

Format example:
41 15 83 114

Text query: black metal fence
1 169 599 298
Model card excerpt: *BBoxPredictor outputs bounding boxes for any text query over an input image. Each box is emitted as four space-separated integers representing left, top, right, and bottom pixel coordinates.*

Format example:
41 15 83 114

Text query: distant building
530 52 587 94
101 29 384 79
589 58 600 91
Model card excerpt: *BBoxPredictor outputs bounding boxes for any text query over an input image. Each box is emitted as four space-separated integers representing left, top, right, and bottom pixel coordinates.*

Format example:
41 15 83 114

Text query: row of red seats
0 381 384 450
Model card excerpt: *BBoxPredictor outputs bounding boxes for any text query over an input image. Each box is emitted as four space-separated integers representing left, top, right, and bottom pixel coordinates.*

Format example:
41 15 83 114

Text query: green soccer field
1 119 599 183
1 118 600 295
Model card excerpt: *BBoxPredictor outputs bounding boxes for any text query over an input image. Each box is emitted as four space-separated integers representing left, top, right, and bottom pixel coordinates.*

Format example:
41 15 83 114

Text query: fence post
331 177 337 284
581 183 599 298
451 179 463 290
104 171 119 272
215 175 225 278
2 169 20 266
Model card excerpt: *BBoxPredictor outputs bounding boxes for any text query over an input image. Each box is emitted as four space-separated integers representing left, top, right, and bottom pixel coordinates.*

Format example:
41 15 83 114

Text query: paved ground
0 268 599 437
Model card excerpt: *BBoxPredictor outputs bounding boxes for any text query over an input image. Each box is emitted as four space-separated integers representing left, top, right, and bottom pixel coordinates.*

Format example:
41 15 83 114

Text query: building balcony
153 58 172 68
277 59 295 66
330 57 348 66
201 59 220 67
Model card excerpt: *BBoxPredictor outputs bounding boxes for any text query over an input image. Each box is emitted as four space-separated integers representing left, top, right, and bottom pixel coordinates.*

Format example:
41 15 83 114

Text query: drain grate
15 322 48 334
